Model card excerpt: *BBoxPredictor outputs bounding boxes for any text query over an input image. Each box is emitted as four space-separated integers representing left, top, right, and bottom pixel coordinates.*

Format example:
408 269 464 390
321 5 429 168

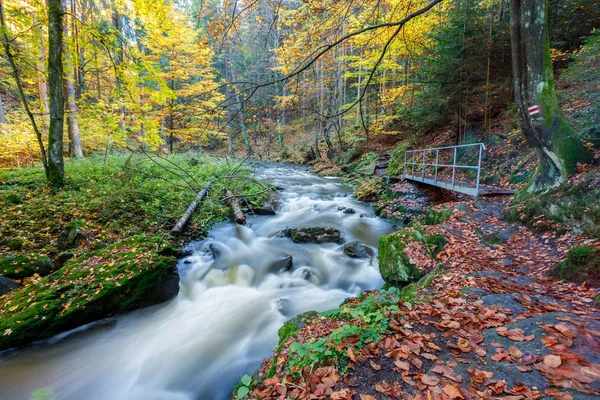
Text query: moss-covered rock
421 208 453 225
378 230 421 285
0 254 55 280
550 246 600 286
281 227 343 244
57 226 86 250
0 235 179 351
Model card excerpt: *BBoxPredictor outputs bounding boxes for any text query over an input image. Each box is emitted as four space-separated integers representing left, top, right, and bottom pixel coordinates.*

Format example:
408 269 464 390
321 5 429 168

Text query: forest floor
0 153 270 351
243 178 600 399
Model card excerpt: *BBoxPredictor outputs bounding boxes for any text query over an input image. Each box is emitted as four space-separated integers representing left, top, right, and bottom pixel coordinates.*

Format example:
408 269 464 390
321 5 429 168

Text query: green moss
386 144 409 177
0 254 54 280
277 320 299 348
378 230 420 285
424 234 446 258
422 208 452 225
0 235 178 351
550 246 600 286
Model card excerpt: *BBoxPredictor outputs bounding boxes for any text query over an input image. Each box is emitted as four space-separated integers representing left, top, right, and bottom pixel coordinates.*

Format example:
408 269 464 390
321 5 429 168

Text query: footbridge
403 143 514 197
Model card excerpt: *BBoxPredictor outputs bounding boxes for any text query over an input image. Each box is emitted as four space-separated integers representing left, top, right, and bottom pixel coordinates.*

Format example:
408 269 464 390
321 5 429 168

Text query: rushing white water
0 163 393 400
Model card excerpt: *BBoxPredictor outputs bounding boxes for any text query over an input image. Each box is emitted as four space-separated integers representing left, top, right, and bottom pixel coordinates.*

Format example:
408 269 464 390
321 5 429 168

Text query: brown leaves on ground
245 198 600 400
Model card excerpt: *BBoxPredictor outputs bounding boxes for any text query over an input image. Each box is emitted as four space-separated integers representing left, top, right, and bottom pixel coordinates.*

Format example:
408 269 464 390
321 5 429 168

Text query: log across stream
0 162 394 400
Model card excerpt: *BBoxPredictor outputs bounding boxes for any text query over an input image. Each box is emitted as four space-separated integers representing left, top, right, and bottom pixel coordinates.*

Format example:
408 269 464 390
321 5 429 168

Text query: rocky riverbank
236 183 600 399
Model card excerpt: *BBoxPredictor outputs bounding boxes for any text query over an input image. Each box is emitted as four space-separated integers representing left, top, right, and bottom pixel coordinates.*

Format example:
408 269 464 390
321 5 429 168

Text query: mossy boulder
0 235 179 351
0 254 55 280
57 226 86 250
421 208 453 225
281 227 343 244
378 231 421 285
550 246 600 286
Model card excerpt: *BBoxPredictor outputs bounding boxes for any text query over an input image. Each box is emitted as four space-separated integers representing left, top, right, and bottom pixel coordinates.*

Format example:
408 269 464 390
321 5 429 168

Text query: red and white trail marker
528 105 541 116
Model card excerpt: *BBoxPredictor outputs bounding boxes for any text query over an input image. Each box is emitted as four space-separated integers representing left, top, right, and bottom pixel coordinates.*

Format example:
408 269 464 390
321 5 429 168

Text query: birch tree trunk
62 0 83 158
48 0 66 186
0 93 6 124
510 0 592 195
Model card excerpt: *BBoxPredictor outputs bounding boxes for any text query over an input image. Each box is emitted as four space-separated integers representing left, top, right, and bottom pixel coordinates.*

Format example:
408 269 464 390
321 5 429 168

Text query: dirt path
245 196 600 400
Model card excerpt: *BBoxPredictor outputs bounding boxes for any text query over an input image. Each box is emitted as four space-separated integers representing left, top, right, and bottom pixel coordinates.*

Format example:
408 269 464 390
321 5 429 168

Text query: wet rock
299 269 319 284
277 298 293 316
0 276 19 296
343 241 374 259
463 287 490 297
249 194 279 216
208 243 222 259
0 235 179 352
337 206 346 211
55 252 74 268
455 203 469 212
342 208 356 214
266 255 293 273
0 254 55 280
508 275 536 285
469 270 502 278
57 226 86 250
281 227 343 244
481 293 526 314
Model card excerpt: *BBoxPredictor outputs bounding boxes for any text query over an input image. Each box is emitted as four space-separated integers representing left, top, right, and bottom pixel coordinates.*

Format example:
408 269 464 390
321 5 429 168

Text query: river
0 162 394 400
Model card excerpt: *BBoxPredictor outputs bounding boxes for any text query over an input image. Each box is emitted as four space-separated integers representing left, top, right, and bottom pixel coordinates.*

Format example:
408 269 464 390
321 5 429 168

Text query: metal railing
403 143 486 197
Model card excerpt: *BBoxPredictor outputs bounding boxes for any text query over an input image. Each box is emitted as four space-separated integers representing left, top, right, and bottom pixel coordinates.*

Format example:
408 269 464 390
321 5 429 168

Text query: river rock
343 241 374 259
57 226 86 250
0 254 55 280
280 227 343 244
250 194 279 216
208 243 222 259
266 255 293 274
0 235 179 352
342 208 356 214
0 276 18 296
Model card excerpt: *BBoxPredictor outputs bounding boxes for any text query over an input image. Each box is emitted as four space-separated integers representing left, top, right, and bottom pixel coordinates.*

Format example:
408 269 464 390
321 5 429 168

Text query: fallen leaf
543 354 562 368
421 374 440 386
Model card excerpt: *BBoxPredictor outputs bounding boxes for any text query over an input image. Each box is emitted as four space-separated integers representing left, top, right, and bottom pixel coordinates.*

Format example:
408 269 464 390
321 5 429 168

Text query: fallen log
226 189 246 225
171 180 212 234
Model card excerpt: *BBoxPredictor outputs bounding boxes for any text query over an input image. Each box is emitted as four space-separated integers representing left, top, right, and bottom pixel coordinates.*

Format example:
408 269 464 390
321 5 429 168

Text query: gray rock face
57 226 86 250
266 255 293 274
0 276 18 296
343 241 374 259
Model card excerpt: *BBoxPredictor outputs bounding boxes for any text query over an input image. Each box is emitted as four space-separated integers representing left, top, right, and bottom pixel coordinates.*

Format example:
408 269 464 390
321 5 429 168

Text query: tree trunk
34 17 50 127
510 0 592 194
0 93 6 124
48 0 66 186
62 0 83 159
112 7 125 132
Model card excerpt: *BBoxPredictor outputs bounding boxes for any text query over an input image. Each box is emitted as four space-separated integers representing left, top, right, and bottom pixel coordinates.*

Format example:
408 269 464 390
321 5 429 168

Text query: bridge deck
404 173 515 196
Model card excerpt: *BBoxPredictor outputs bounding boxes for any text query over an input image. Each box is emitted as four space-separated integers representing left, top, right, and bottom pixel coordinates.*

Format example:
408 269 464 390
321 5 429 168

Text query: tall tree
62 0 83 158
510 0 592 194
48 0 66 186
